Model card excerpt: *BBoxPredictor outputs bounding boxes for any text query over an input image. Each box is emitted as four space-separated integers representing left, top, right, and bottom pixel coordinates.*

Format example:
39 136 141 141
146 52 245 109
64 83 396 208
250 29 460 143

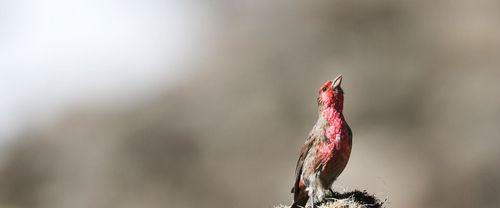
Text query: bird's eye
322 87 327 92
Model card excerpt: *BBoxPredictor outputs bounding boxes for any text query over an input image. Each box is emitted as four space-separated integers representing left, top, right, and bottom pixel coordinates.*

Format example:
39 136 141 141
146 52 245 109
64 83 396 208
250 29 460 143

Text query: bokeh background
1 0 500 208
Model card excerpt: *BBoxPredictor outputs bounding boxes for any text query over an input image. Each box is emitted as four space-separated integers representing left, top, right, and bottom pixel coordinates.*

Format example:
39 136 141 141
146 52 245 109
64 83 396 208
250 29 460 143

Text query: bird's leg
306 187 315 208
306 179 315 208
312 172 322 208
322 188 335 200
311 188 316 208
305 176 312 208
306 193 313 208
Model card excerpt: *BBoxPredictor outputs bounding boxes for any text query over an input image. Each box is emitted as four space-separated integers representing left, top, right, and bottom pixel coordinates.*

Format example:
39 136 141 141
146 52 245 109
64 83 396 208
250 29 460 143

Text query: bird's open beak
332 75 342 89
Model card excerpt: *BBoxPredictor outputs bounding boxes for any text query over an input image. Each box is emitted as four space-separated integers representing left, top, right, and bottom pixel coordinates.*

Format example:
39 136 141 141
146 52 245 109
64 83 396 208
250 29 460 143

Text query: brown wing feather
291 135 315 200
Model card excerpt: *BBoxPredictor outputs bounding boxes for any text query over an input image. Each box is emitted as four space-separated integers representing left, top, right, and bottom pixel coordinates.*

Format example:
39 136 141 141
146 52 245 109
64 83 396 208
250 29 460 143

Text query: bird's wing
347 124 353 145
291 134 315 200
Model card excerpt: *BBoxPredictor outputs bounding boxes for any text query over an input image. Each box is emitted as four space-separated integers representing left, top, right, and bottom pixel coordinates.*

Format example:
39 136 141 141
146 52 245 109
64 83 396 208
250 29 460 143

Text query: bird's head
317 75 344 112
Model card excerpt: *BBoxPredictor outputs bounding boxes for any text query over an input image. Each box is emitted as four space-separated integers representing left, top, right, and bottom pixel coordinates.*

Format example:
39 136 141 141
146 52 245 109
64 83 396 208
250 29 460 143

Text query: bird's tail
290 202 302 208
290 197 308 208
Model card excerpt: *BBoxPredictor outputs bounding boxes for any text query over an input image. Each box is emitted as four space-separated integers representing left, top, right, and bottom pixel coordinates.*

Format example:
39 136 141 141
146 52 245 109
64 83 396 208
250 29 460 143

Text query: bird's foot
305 204 316 208
329 188 334 195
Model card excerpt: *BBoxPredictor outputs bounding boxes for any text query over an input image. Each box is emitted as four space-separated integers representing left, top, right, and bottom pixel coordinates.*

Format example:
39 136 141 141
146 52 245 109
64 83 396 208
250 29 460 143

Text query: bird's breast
319 126 352 184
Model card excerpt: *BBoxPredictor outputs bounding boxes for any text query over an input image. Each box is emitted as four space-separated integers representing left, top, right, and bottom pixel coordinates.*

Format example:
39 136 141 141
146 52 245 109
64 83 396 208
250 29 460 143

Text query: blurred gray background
1 0 500 208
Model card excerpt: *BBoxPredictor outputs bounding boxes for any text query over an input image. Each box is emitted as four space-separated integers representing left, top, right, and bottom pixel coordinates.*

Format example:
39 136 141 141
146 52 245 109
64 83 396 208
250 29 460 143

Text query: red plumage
291 75 352 208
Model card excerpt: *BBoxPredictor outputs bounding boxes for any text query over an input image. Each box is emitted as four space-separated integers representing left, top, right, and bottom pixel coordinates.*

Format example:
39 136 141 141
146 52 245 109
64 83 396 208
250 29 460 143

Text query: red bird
291 75 352 208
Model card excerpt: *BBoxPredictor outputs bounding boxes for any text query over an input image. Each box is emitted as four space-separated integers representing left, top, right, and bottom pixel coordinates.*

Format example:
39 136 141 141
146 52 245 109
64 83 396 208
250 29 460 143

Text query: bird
291 75 352 208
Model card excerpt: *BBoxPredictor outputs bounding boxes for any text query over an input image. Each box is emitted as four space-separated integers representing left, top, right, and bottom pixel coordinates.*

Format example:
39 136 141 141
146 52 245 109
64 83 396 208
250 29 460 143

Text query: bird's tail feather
290 197 308 208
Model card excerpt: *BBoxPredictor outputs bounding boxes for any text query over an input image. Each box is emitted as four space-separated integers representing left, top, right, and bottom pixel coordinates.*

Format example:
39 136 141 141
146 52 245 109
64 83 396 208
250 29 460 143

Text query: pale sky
0 0 207 141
